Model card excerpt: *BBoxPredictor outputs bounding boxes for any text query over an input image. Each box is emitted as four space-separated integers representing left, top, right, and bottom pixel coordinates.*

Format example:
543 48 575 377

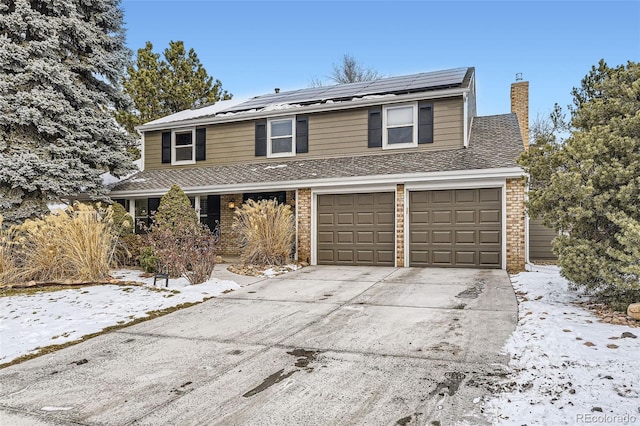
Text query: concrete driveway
0 266 517 425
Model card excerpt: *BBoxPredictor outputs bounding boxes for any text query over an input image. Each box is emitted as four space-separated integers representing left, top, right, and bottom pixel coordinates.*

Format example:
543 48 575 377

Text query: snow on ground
485 264 640 425
0 269 239 365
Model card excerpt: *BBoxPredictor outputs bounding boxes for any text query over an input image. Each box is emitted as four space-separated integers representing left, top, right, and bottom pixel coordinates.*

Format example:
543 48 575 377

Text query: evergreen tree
154 184 198 232
519 60 640 307
116 41 232 137
0 0 137 226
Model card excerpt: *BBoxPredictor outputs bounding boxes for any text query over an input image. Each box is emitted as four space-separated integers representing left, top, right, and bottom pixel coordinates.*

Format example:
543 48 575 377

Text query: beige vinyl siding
143 97 464 170
529 218 558 262
144 131 162 170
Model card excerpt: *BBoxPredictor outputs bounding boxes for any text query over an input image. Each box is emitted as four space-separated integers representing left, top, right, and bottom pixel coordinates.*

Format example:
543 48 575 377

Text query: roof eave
108 166 524 198
135 87 470 133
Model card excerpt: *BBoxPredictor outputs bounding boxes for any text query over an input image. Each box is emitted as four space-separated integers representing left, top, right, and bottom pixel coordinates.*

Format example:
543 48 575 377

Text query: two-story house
109 67 529 272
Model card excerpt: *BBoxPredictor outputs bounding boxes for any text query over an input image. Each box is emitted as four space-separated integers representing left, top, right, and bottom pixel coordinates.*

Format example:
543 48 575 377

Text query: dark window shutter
161 132 171 163
196 128 206 161
296 116 308 154
207 195 221 231
368 107 382 148
148 197 161 220
255 120 267 156
418 102 434 144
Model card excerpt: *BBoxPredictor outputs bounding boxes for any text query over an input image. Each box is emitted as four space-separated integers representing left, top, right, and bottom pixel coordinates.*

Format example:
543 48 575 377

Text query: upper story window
255 116 308 158
172 128 196 165
161 128 206 165
268 117 295 157
383 104 417 149
369 102 433 149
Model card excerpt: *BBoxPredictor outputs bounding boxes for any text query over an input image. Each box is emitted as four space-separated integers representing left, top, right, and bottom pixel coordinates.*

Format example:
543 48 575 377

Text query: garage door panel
377 212 394 225
455 251 476 265
409 188 501 268
317 193 395 266
337 232 354 244
479 188 501 202
377 251 395 264
432 211 452 224
479 230 500 244
357 212 373 225
479 210 500 224
455 210 476 224
357 231 373 244
337 213 354 225
317 250 334 263
410 211 429 225
318 213 334 225
432 251 453 265
410 231 428 244
432 230 452 244
455 230 476 244
432 190 452 204
456 190 476 203
479 251 500 266
378 231 394 244
318 231 334 244
410 250 429 264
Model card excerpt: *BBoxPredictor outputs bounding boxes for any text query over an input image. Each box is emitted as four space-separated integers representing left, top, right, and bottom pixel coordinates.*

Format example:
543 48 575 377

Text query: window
267 117 295 157
383 104 418 149
172 128 196 165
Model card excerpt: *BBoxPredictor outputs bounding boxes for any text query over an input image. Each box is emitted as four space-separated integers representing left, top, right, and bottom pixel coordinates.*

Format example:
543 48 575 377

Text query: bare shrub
233 199 295 265
143 222 217 285
11 203 117 282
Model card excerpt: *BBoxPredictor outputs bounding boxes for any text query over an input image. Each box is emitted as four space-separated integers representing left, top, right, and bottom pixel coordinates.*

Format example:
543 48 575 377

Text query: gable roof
110 114 523 196
137 67 474 132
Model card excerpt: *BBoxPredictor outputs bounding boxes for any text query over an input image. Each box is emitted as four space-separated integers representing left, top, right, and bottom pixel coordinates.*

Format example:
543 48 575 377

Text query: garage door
317 193 395 266
409 188 501 268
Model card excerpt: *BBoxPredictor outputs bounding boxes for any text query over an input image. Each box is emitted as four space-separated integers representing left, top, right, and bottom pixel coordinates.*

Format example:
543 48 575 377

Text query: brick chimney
510 74 529 150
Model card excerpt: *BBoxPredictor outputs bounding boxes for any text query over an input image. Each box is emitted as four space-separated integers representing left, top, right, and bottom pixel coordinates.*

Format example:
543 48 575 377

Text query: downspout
463 92 469 148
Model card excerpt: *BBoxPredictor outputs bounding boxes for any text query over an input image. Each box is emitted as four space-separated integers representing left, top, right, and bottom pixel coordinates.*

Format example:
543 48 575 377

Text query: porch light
228 199 235 210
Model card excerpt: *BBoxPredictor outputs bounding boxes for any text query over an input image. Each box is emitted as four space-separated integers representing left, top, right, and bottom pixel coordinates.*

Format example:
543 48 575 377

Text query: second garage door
317 192 395 266
409 188 502 268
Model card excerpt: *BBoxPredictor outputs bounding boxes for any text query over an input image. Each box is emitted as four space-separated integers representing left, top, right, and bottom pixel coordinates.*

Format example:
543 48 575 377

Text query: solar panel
222 67 469 113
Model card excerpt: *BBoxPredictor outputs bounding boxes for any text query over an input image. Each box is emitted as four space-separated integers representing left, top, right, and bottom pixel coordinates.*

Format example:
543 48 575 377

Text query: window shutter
296 116 308 153
255 120 267 156
161 132 171 163
196 128 206 161
207 195 221 231
148 197 161 216
418 102 434 144
368 107 382 148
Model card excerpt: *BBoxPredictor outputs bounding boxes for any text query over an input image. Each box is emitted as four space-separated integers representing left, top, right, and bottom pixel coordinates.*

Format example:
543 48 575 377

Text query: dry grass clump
0 216 19 284
0 203 117 285
233 199 295 266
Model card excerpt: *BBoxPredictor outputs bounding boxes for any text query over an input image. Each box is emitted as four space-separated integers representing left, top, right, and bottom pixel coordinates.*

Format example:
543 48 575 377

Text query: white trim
310 191 317 265
136 88 469 133
171 128 196 165
110 167 524 198
382 103 418 150
139 131 145 171
267 117 296 158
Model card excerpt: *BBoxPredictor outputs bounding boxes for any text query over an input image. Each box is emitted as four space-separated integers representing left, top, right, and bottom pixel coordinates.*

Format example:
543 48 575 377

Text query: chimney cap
274 87 280 93
515 73 523 82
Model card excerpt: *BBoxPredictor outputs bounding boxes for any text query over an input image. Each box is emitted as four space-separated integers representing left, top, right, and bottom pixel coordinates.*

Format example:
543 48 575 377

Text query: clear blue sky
121 0 639 122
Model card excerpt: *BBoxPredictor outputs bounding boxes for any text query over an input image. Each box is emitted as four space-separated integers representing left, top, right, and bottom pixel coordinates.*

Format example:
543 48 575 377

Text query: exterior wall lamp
228 199 235 209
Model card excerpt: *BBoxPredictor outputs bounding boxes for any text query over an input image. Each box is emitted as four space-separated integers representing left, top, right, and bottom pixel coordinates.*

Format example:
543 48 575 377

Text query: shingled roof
110 114 524 196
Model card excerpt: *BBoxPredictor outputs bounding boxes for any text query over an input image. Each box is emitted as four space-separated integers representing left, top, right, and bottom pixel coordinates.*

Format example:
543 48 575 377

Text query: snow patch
263 164 287 170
